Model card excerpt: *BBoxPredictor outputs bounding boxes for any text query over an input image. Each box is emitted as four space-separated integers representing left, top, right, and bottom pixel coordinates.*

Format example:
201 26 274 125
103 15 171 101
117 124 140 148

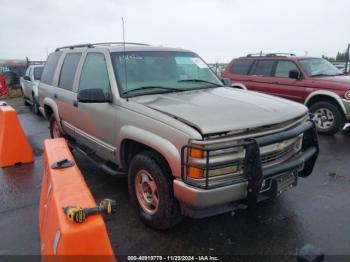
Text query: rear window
230 59 254 75
41 52 62 85
250 60 275 76
58 53 82 91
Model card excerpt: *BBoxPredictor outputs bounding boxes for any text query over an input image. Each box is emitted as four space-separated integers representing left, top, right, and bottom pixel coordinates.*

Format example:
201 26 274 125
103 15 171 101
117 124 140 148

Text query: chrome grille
189 136 303 188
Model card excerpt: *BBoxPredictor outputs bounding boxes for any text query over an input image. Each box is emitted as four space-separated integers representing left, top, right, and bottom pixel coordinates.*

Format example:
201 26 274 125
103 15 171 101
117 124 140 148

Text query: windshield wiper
177 79 223 87
309 73 334 77
123 86 184 96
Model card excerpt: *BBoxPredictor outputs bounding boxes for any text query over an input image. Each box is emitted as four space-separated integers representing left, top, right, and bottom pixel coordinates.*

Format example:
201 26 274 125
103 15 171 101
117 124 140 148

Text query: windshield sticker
191 57 208 68
175 56 194 64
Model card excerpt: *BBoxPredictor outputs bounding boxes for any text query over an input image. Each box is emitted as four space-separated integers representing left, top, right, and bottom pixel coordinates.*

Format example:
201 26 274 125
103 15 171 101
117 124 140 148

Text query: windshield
299 58 342 77
111 51 223 97
34 66 44 80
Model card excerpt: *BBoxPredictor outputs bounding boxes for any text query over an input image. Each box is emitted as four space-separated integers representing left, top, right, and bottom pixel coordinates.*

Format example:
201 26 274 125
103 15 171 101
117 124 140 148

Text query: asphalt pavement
0 101 349 261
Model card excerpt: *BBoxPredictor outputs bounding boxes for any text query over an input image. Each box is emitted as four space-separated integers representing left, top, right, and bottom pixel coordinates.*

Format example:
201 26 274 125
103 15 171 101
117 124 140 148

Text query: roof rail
245 53 295 58
266 53 296 57
28 61 45 65
55 42 150 52
55 44 93 51
92 42 150 47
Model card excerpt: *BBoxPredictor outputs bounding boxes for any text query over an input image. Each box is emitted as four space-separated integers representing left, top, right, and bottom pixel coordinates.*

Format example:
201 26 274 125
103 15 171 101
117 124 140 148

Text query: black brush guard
181 120 319 205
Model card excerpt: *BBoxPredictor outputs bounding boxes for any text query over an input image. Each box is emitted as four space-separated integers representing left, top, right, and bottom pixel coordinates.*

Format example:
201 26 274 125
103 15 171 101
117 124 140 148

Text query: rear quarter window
41 52 62 85
230 59 254 75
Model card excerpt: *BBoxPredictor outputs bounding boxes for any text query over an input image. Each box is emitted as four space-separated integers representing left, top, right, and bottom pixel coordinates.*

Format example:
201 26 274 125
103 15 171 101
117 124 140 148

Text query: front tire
32 94 41 116
310 101 345 135
128 151 183 230
21 89 30 106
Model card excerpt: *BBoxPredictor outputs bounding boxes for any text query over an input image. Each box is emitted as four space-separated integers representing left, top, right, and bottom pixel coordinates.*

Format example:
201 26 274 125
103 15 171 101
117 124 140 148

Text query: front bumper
175 120 319 212
342 99 350 121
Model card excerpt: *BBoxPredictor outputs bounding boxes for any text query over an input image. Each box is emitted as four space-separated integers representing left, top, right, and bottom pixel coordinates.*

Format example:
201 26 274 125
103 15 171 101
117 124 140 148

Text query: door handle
73 100 78 107
54 93 58 99
271 81 279 84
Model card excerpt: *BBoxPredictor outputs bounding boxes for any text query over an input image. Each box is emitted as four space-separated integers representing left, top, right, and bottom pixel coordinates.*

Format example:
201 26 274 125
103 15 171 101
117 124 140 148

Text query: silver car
21 64 44 114
38 43 319 229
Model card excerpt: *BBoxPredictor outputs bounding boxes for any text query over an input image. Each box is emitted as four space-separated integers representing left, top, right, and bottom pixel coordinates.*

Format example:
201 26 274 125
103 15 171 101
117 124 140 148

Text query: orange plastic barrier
0 101 33 167
39 138 115 259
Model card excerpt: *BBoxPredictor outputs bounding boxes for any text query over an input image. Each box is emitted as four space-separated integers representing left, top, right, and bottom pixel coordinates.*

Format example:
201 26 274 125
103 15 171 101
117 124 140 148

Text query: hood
131 87 308 135
311 75 350 87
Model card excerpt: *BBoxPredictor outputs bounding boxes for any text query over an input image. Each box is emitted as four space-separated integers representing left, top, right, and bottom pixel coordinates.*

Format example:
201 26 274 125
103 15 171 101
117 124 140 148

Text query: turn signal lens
187 148 204 179
187 167 204 179
345 91 350 100
189 148 204 158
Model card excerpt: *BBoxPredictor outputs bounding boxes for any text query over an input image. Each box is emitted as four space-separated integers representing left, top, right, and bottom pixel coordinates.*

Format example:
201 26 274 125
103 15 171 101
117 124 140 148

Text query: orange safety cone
0 101 34 167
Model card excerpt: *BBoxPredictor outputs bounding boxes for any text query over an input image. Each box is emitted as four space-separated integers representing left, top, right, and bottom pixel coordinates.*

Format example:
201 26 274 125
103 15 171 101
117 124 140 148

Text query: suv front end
174 115 319 217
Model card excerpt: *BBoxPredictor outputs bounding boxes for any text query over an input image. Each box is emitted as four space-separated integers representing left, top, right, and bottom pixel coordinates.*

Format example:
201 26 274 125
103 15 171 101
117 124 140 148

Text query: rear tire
49 114 63 138
310 101 345 135
128 151 183 230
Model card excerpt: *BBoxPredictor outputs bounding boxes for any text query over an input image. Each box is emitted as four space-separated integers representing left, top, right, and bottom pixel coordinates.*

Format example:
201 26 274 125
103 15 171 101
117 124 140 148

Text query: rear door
246 59 276 93
270 60 305 102
55 51 83 138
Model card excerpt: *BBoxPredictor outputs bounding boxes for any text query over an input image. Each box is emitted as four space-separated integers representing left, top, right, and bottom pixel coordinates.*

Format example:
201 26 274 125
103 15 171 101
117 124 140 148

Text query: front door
270 60 306 103
73 51 117 162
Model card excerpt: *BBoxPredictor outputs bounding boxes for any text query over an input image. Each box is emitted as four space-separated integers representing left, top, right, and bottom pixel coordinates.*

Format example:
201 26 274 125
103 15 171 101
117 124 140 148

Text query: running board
69 141 127 178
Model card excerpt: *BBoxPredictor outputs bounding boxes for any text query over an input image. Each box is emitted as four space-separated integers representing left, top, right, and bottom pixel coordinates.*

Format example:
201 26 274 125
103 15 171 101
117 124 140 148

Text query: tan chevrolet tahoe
38 42 319 229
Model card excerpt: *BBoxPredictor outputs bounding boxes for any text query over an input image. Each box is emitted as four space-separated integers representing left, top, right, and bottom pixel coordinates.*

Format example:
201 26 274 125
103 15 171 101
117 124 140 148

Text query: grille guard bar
181 120 320 204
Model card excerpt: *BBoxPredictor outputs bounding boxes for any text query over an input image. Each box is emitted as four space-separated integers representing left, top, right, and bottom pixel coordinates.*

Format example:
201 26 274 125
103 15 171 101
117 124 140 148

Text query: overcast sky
1 0 349 63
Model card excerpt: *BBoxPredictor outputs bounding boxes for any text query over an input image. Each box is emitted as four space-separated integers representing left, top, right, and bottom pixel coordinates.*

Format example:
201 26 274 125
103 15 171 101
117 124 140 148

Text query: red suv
222 53 350 135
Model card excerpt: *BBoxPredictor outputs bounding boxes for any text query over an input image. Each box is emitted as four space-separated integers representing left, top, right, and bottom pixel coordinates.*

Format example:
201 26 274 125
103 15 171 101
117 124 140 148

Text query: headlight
187 147 241 179
345 91 350 100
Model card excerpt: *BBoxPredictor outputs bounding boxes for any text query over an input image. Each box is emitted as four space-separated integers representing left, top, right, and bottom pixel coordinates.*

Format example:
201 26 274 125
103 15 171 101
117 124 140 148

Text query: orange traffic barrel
39 138 115 260
0 101 33 167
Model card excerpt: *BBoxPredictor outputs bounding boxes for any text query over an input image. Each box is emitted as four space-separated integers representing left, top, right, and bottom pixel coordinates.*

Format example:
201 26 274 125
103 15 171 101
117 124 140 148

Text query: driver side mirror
221 78 231 86
23 76 31 81
77 88 112 103
289 70 301 80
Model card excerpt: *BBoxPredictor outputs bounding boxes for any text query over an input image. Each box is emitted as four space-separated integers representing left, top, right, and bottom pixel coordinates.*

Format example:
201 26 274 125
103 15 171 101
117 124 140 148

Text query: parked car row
222 53 350 135
36 43 319 229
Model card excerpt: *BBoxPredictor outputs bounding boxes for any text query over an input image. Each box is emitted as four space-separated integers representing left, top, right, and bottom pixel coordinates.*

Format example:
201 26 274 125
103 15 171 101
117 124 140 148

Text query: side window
274 61 299 77
41 52 62 85
230 59 254 75
34 67 44 80
79 53 110 93
58 53 82 91
250 60 275 76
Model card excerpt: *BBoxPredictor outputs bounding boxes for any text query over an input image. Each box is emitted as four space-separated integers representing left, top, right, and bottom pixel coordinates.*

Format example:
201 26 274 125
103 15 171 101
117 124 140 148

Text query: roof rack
245 53 295 58
55 44 94 51
55 42 150 51
92 42 150 47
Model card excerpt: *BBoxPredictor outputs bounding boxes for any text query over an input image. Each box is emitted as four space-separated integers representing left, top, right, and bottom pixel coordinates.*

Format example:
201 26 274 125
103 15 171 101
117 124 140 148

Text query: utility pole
345 44 350 73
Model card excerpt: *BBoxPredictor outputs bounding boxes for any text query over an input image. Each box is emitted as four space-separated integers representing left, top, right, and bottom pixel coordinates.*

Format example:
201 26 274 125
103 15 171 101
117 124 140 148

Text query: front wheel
128 151 183 230
310 101 345 135
32 94 41 116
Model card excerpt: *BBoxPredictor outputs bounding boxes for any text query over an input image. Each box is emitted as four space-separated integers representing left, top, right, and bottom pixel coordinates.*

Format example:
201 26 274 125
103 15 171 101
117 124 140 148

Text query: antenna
122 17 128 93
